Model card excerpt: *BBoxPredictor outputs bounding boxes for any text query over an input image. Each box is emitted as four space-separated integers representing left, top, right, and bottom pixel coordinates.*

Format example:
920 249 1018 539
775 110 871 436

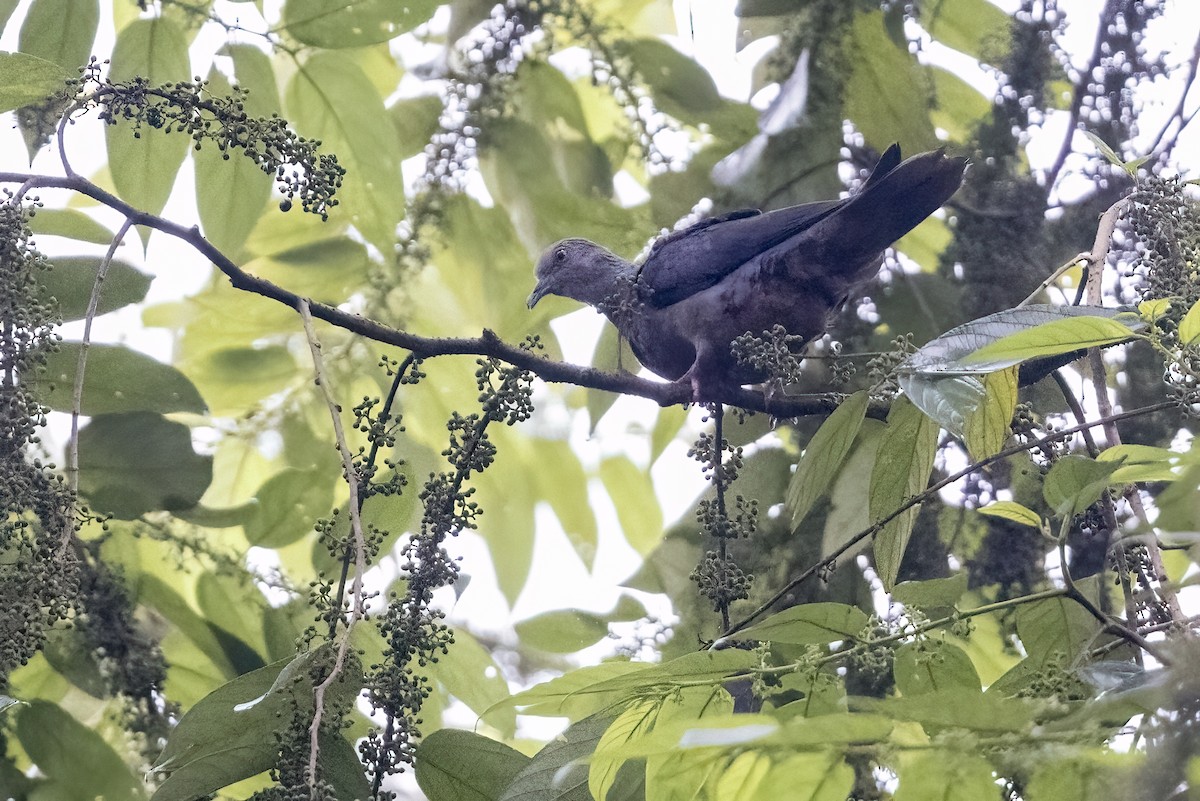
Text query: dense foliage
0 0 1198 799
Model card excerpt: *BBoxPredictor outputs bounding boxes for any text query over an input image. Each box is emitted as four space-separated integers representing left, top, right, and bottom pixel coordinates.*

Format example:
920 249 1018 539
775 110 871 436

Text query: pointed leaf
36 255 151 320
738 602 869 645
787 390 869 531
962 365 1017 461
964 314 1138 368
18 0 98 72
978 500 1042 528
1042 455 1122 516
0 51 74 112
283 0 440 48
36 342 206 415
1179 299 1200 345
105 18 191 218
871 396 939 590
415 729 530 801
27 208 115 245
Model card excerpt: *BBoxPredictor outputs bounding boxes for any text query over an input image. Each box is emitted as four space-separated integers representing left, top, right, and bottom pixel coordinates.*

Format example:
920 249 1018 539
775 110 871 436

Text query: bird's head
528 238 631 309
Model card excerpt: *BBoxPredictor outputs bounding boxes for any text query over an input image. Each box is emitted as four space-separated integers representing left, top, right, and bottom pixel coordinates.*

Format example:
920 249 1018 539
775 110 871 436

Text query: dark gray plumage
528 145 967 401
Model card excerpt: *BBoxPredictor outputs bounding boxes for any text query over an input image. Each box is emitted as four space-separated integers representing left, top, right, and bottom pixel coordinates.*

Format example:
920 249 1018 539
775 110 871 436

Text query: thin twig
299 300 367 791
721 400 1177 639
64 217 133 543
1045 2 1115 189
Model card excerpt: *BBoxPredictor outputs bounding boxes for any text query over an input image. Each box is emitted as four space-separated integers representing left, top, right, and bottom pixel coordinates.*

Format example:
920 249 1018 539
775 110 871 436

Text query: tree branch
0 171 871 419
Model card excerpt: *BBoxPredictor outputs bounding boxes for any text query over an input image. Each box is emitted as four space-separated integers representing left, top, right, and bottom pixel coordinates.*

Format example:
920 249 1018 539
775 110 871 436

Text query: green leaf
283 0 439 48
894 752 998 801
1015 590 1102 663
928 65 992 142
241 235 371 303
27 208 115 245
977 500 1042 528
105 18 191 219
844 11 937 152
78 411 213 519
962 365 1017 461
18 0 98 71
243 468 333 547
1042 455 1122 517
285 51 404 253
516 609 611 654
36 255 152 320
1084 130 1124 168
427 629 515 737
181 344 300 416
919 0 1011 61
787 390 869 532
415 729 531 801
224 43 280 116
500 714 642 801
600 455 664 556
890 573 969 609
738 602 870 645
651 404 688 463
35 342 206 415
151 647 361 801
623 38 723 123
964 314 1137 367
0 51 74 112
389 94 443 159
859 687 1035 733
893 640 981 696
870 396 940 590
748 752 855 801
16 700 144 800
194 66 271 258
1179 299 1200 345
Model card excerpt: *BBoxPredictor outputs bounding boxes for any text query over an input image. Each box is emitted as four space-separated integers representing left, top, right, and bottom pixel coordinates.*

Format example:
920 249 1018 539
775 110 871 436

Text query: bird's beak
527 281 549 309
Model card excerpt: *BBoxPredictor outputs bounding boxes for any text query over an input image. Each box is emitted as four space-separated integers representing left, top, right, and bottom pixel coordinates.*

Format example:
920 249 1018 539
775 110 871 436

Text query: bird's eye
556 248 567 262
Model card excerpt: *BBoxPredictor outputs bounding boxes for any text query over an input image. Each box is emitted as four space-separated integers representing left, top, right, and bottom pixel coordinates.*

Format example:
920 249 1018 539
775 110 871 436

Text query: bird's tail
807 145 967 270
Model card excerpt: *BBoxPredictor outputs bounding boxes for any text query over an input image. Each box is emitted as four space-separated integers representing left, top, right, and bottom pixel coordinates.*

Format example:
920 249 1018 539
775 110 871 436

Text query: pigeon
527 144 967 402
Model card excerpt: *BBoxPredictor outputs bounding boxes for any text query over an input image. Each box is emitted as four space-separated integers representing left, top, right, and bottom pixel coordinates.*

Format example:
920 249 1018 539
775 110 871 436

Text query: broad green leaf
285 51 404 253
515 609 610 654
977 500 1042 528
105 18 191 220
283 0 439 48
1180 299 1200 345
893 640 981 696
858 687 1035 733
194 66 271 258
78 411 213 519
224 43 280 116
715 751 772 800
499 714 643 801
962 365 1017 461
16 700 144 800
427 629 515 737
844 11 937 152
893 752 998 801
415 729 530 801
1026 753 1139 801
870 396 940 590
1138 297 1171 320
181 344 300 416
151 647 361 801
600 455 664 556
36 342 206 415
498 661 653 720
1042 455 1122 516
890 573 968 609
651 404 688 463
821 419 884 558
748 752 855 801
920 0 1011 61
533 438 598 568
787 390 869 532
18 0 98 71
27 208 115 244
738 603 869 645
389 94 443 158
1097 443 1181 483
241 235 371 302
1014 590 1102 663
964 314 1138 367
928 66 992 142
36 255 152 320
243 468 333 547
591 700 658 801
623 38 723 123
0 51 74 112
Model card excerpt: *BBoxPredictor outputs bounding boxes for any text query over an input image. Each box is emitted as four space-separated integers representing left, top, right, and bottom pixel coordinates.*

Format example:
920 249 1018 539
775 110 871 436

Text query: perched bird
528 144 966 402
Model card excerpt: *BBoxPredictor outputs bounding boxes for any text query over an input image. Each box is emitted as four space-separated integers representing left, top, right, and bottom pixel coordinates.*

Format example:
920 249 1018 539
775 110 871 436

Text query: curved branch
0 170 875 419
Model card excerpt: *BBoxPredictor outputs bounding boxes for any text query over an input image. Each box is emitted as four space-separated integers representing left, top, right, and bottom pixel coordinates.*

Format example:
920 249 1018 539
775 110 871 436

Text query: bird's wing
637 199 845 308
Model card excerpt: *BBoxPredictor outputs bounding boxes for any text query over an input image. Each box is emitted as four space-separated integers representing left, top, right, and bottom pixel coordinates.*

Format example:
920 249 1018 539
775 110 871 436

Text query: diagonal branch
0 170 872 419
